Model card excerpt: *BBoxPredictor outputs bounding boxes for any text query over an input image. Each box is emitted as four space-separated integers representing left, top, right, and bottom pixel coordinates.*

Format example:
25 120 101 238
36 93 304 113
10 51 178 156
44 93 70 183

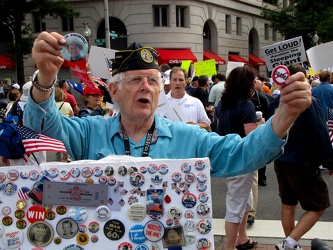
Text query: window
236 17 242 36
272 29 277 41
176 6 188 28
263 0 278 6
264 24 269 40
226 15 231 34
153 5 169 27
62 16 74 32
33 13 46 33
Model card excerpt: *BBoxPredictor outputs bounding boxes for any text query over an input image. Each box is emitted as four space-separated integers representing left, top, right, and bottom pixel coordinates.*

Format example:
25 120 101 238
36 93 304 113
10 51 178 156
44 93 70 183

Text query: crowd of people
1 30 333 250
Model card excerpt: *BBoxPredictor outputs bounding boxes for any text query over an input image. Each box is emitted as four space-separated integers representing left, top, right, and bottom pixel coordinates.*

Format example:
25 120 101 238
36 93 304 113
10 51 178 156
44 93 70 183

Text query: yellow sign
194 59 216 76
181 60 192 72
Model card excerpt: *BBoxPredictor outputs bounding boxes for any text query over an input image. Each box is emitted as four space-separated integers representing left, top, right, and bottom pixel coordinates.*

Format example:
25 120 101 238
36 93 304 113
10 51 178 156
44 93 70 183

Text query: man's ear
109 83 119 102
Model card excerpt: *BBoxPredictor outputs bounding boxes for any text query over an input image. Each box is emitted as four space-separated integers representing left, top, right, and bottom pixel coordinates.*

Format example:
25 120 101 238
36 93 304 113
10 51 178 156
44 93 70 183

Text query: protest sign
306 41 333 73
262 36 307 72
194 59 217 76
88 46 117 79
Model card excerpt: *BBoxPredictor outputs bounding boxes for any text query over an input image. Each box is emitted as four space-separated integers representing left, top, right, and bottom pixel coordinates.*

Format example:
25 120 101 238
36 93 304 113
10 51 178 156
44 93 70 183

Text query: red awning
0 54 15 69
156 48 197 64
228 54 248 64
203 50 226 65
249 54 266 66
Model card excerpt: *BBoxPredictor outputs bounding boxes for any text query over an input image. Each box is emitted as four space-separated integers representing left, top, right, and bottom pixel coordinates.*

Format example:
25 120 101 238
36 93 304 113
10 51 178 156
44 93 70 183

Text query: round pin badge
127 203 146 222
271 65 290 86
46 210 56 220
14 209 25 219
76 232 89 245
171 172 182 182
16 219 27 229
118 242 133 250
151 243 162 250
128 195 138 205
129 224 146 244
197 219 212 234
54 237 62 245
78 223 87 233
158 164 169 175
104 219 125 241
2 227 24 248
118 165 128 176
2 206 11 215
70 167 81 178
182 192 197 208
16 199 27 209
20 170 29 179
143 220 164 242
29 169 40 181
167 206 182 220
27 221 54 247
7 169 19 181
108 176 117 186
56 217 78 239
148 164 158 174
128 166 139 175
85 177 94 183
140 166 147 174
185 172 196 183
40 169 49 177
56 205 67 215
48 167 59 178
151 173 163 185
195 160 206 170
63 244 85 250
81 166 93 178
197 172 207 183
184 210 194 219
95 205 111 221
0 172 6 183
196 203 211 218
166 218 173 227
2 181 17 195
196 182 207 192
60 169 70 180
2 216 13 226
104 166 114 176
69 206 88 223
93 166 103 177
181 162 191 173
198 192 209 203
135 244 149 250
196 237 211 250
88 221 99 233
27 205 46 223
98 176 108 184
185 231 196 244
184 219 196 232
91 235 99 243
60 33 88 62
130 172 145 187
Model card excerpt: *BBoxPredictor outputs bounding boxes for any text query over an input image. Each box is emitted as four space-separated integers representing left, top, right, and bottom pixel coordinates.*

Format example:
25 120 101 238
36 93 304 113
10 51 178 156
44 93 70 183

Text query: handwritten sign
193 59 216 76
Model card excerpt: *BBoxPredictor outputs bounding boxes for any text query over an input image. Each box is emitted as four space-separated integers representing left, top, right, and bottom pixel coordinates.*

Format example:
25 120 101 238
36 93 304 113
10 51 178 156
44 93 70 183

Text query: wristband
32 70 57 92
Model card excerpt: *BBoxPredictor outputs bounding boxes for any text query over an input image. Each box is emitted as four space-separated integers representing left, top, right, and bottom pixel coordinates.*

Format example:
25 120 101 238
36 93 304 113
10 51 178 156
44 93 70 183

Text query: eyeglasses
120 75 162 90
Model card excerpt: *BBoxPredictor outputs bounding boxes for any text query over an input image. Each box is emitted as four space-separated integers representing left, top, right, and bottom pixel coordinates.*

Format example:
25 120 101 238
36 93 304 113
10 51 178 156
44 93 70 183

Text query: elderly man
24 31 311 178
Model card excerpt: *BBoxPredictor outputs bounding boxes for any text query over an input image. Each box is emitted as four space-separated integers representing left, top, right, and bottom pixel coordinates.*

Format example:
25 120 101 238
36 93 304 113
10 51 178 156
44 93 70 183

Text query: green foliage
261 0 333 49
0 0 79 84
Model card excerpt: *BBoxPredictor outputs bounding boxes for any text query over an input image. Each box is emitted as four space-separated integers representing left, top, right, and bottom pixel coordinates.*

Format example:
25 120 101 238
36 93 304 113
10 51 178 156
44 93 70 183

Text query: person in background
55 87 74 118
0 81 5 98
215 66 265 250
259 75 272 96
269 64 333 250
162 69 171 94
188 76 199 95
25 32 311 184
209 73 226 132
159 63 170 78
58 79 80 116
5 89 21 116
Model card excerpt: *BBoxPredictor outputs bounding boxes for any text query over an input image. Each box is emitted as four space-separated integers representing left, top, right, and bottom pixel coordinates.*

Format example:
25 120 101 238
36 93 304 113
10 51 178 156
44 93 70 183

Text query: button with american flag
18 187 30 200
7 169 19 181
0 172 6 183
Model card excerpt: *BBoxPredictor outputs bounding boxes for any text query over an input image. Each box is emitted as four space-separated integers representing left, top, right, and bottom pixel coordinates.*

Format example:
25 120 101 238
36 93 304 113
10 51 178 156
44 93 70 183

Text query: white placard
87 46 117 79
306 41 333 73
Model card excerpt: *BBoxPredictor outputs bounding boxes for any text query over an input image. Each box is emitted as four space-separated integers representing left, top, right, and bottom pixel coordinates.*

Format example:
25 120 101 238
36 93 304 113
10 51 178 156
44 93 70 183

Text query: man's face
63 223 71 235
170 70 186 98
110 69 160 121
68 44 81 59
254 79 263 92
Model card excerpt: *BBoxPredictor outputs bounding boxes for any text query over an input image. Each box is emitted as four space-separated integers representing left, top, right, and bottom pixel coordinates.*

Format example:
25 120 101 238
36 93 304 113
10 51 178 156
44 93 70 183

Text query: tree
0 0 79 85
261 0 333 50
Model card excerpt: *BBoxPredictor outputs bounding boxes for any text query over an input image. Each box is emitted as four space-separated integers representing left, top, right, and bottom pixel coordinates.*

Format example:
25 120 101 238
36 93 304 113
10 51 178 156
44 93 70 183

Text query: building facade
0 0 284 84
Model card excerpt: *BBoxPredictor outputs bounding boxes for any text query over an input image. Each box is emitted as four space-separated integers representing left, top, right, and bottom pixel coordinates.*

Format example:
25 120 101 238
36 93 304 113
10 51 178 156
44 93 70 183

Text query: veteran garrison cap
111 42 159 75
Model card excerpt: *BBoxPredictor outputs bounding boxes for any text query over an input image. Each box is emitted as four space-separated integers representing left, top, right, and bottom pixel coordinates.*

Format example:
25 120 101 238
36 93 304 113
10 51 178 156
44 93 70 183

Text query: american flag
18 187 30 200
104 54 113 78
15 124 67 154
327 107 333 145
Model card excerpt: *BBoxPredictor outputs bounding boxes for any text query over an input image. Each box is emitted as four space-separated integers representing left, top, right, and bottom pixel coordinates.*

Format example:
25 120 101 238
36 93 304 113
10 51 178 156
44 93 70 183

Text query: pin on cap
271 65 290 86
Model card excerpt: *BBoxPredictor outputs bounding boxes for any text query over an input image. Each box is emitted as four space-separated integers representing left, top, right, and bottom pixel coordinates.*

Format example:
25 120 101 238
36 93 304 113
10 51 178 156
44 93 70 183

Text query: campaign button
104 165 114 176
184 210 194 219
158 164 169 175
88 221 99 233
70 167 80 178
166 218 173 226
196 203 211 218
196 237 211 250
59 169 70 180
151 243 162 250
27 205 45 223
182 192 197 208
198 192 209 203
196 182 207 192
148 164 158 174
128 203 146 222
128 166 139 175
54 237 62 244
56 205 67 215
128 195 138 205
197 219 212 234
167 206 182 220
20 170 29 179
197 172 207 183
16 219 27 229
40 169 49 177
185 172 196 183
93 166 103 177
78 223 87 233
85 177 94 183
143 220 164 242
130 172 145 187
184 219 196 232
7 169 19 181
118 165 128 176
45 210 56 220
171 172 182 182
108 176 117 186
104 219 125 240
56 218 79 239
181 162 191 173
16 199 27 209
2 216 13 226
98 176 108 184
69 206 88 223
2 181 17 195
91 235 99 243
95 205 111 221
151 173 162 185
129 224 146 244
2 206 11 215
14 209 25 219
118 242 133 250
48 167 59 178
2 227 23 248
81 166 93 178
63 244 85 250
29 169 40 181
76 232 89 245
0 172 6 183
135 244 149 250
195 160 206 170
27 221 54 247
185 231 196 244
140 166 147 174
272 65 290 86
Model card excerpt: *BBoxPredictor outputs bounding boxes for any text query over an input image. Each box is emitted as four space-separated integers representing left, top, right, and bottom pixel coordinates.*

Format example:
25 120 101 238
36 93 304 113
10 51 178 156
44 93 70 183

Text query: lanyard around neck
121 120 155 157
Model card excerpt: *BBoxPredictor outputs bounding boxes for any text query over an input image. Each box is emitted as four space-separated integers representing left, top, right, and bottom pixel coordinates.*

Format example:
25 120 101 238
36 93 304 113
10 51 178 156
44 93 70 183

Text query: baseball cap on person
163 69 171 85
111 42 159 75
12 83 20 90
83 86 104 97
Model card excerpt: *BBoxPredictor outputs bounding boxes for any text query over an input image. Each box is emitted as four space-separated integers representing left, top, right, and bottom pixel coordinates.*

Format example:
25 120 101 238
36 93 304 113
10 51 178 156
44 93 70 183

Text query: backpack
0 120 25 159
5 101 23 124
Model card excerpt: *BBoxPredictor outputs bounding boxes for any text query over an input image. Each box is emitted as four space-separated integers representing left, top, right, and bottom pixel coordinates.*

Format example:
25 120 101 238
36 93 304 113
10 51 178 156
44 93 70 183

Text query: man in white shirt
166 67 211 131
208 73 226 107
